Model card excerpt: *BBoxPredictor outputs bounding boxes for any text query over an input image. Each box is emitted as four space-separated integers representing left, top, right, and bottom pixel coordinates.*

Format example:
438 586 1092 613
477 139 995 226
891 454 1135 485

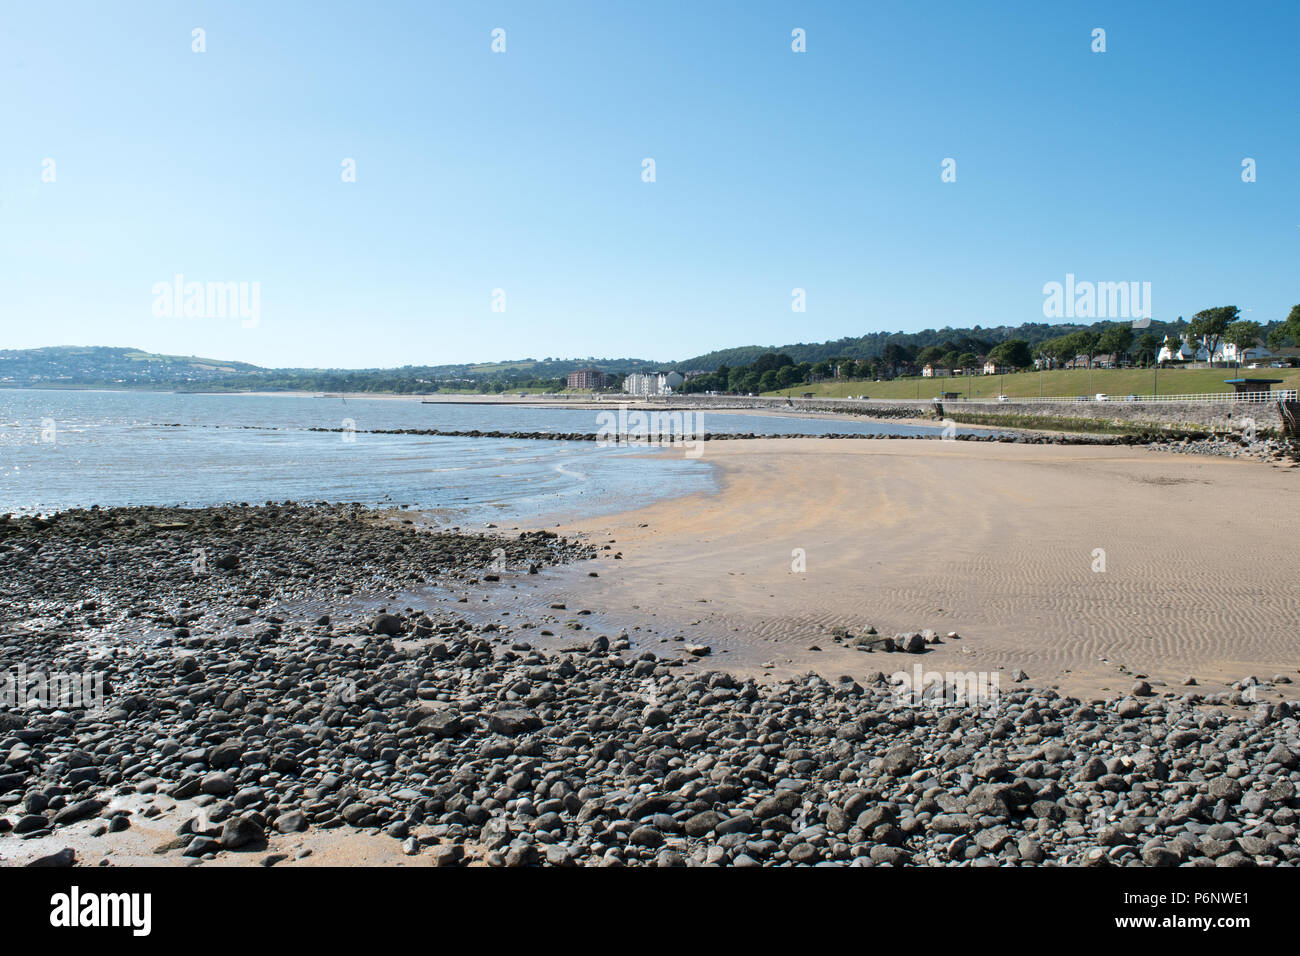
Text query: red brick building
566 368 607 390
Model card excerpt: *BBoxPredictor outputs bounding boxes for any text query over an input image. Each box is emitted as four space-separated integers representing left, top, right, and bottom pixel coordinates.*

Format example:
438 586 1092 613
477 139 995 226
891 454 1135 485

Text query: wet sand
554 439 1300 700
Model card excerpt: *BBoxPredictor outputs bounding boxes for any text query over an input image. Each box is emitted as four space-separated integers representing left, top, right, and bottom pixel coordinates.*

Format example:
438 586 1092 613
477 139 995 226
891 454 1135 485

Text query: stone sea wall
654 395 1284 433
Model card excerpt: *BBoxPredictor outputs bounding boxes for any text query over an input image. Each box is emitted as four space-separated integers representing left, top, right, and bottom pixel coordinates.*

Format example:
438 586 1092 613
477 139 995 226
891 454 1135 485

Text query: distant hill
0 346 268 388
0 321 1194 391
0 346 666 393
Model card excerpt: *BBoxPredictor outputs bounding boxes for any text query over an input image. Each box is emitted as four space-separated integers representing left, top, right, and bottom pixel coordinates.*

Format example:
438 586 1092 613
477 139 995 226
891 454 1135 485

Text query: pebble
3 502 1299 868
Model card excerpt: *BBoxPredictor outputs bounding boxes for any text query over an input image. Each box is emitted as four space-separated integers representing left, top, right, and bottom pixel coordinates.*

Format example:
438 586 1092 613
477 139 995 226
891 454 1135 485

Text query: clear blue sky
2 1 1297 368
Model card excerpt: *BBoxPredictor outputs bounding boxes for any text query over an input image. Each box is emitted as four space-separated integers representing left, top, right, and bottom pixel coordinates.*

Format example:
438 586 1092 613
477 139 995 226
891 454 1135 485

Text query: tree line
677 304 1299 393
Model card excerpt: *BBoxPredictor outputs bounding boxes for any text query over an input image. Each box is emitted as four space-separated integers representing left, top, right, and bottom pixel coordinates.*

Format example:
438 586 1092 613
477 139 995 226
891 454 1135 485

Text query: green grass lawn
765 366 1300 401
121 350 253 368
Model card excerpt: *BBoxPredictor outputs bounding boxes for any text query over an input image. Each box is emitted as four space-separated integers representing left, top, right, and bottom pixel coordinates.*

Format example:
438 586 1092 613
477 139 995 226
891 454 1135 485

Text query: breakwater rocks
3 604 1299 866
303 426 1230 448
1146 435 1300 466
171 421 1297 458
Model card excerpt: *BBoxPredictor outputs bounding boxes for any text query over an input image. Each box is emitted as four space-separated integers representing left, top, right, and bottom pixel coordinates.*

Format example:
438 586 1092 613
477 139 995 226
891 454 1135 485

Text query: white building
921 364 950 378
1158 333 1272 365
1157 336 1196 363
623 371 685 396
1219 340 1272 365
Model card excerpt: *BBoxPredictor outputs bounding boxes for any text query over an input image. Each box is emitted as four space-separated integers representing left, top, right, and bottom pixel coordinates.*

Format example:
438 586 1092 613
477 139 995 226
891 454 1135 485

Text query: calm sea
0 390 962 524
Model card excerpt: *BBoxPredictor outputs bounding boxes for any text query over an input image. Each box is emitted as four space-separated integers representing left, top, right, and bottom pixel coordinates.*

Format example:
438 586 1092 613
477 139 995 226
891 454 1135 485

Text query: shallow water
0 390 962 522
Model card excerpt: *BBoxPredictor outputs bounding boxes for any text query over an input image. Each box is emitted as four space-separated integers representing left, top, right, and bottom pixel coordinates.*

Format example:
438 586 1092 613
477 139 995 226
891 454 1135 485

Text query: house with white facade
921 364 951 378
1157 336 1197 363
1218 340 1272 365
1158 333 1272 366
623 371 685 396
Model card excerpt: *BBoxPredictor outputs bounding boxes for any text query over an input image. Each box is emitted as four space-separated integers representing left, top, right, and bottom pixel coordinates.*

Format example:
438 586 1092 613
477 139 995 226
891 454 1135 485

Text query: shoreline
12 385 1284 442
2 440 1299 868
2 491 1298 869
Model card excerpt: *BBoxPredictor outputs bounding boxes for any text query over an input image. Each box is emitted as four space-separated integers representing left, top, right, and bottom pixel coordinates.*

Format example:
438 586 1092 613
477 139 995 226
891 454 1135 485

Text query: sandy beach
4 436 1300 871
556 439 1300 700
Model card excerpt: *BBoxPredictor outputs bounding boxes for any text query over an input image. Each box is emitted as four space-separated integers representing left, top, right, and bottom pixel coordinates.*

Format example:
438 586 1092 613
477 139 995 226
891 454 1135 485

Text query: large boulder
488 709 541 737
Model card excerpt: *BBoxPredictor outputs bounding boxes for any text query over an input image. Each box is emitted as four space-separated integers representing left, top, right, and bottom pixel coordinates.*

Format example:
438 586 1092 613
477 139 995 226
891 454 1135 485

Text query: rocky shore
1145 434 1300 465
165 420 1300 460
301 424 1274 449
2 504 1299 867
